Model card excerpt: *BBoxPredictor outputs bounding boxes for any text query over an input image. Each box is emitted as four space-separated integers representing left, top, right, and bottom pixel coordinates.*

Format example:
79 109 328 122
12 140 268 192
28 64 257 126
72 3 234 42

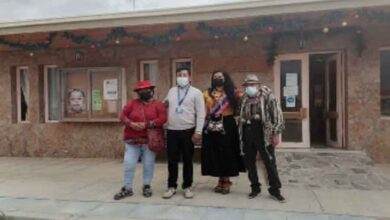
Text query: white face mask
245 86 258 96
177 77 189 87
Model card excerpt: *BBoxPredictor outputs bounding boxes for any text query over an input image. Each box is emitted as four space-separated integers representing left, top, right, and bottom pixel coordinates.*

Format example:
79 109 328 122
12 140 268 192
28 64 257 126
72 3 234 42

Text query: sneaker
183 188 194 199
162 187 176 199
248 188 261 199
142 185 152 198
113 186 133 200
270 193 286 203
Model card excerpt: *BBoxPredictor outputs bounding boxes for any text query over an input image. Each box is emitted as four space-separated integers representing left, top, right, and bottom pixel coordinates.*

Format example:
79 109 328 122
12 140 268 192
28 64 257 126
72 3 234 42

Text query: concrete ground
0 150 390 220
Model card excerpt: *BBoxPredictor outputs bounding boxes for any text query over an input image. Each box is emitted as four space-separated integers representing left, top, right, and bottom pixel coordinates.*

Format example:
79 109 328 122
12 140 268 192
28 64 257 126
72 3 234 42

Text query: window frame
60 67 127 122
171 58 193 86
140 60 159 98
16 66 29 123
44 65 60 123
379 47 390 119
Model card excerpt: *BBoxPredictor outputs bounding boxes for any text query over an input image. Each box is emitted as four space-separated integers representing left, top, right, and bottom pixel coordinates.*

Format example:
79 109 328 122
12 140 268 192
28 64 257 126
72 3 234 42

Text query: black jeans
243 122 282 195
166 128 195 189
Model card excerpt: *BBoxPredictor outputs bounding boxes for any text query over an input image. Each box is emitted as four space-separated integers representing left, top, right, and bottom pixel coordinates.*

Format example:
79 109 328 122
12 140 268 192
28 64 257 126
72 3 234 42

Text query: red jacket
120 99 167 141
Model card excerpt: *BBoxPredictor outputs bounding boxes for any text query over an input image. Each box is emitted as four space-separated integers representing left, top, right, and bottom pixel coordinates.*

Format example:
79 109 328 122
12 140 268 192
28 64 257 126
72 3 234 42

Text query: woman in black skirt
201 70 245 194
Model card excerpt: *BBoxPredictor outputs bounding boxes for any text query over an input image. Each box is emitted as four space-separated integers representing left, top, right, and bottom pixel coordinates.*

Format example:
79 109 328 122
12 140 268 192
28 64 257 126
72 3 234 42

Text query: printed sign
286 73 298 86
92 90 102 111
283 86 299 97
286 96 296 108
103 79 118 100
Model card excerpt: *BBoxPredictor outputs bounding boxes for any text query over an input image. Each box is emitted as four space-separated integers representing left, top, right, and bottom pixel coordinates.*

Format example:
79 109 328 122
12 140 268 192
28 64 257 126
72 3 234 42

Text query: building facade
1 0 390 162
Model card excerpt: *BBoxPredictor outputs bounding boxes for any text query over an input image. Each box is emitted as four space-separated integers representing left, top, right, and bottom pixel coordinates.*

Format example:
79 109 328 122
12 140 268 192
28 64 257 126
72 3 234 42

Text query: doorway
309 53 344 148
274 52 344 149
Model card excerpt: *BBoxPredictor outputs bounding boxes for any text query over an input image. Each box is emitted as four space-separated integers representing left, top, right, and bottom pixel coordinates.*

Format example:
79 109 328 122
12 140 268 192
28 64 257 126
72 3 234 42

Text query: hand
130 122 146 131
192 133 202 143
272 135 280 147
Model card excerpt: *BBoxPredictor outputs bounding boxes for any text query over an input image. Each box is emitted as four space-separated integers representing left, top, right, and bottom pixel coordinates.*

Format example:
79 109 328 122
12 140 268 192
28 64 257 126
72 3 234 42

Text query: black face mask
139 92 152 101
212 78 224 87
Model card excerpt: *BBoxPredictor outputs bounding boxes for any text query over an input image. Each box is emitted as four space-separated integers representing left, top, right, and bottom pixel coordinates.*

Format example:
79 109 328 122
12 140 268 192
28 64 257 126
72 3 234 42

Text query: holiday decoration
0 32 57 51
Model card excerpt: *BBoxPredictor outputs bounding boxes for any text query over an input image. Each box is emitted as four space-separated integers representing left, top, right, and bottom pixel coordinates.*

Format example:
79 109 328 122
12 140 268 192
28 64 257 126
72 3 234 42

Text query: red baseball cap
134 80 155 91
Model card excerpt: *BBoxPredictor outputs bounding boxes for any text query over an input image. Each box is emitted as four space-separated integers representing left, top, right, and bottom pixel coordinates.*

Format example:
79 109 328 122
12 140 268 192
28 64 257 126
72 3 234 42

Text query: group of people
114 67 286 203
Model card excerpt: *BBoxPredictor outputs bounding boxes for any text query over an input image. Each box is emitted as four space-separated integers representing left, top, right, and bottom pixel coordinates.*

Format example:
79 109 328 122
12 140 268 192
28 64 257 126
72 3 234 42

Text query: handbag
146 128 165 153
205 116 225 134
142 103 166 153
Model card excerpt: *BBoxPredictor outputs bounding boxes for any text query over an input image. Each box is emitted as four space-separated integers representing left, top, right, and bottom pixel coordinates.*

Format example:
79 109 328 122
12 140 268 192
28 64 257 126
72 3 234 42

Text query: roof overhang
0 0 389 36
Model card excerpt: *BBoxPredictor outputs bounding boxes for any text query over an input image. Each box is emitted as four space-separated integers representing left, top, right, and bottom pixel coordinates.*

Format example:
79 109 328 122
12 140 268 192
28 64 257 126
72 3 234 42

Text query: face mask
245 86 258 96
139 92 152 101
212 78 224 87
177 77 189 87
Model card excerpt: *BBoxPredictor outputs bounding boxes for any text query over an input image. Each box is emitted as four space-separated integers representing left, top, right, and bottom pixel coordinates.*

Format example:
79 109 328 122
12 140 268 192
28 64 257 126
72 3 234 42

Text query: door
324 54 343 148
274 54 310 148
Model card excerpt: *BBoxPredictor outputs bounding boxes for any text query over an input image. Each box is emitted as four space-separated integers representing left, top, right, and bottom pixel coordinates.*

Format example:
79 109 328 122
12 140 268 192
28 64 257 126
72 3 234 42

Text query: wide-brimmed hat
242 74 261 86
134 80 155 91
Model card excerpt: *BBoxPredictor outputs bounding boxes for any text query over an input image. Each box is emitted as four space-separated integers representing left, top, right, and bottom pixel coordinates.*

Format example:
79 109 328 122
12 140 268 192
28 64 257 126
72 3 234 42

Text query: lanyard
177 86 191 107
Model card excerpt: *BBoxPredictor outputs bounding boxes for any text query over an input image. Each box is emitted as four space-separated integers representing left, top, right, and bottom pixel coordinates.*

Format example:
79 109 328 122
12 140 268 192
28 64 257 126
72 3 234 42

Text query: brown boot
221 178 232 195
214 178 224 193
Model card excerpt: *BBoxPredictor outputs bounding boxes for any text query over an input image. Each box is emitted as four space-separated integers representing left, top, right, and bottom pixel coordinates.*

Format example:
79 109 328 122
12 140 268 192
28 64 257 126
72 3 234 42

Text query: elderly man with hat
114 80 167 200
238 74 286 202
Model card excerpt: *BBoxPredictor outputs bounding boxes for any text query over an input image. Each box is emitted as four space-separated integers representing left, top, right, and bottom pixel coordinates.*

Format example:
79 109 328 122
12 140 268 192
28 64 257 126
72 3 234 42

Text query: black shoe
113 187 133 200
143 185 153 198
270 193 286 203
248 188 261 199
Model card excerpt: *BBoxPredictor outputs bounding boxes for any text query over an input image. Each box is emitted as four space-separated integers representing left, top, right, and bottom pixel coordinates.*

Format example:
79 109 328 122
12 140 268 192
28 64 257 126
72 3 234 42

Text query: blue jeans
123 143 156 190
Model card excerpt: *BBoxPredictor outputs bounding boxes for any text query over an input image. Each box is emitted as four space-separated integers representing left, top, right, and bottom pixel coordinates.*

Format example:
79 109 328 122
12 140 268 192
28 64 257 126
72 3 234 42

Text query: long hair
209 70 238 111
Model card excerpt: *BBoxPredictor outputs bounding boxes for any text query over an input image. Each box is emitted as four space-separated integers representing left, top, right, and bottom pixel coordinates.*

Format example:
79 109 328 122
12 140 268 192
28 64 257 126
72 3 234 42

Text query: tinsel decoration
62 24 186 47
0 32 57 51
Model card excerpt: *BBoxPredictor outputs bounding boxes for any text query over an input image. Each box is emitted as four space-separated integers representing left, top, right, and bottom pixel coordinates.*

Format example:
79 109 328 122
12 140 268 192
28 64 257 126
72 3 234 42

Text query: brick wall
0 26 389 162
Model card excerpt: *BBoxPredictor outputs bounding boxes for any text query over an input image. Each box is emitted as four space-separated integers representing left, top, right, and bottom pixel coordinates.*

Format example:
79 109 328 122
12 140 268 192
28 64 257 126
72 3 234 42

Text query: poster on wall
67 88 86 114
103 79 118 100
92 90 102 111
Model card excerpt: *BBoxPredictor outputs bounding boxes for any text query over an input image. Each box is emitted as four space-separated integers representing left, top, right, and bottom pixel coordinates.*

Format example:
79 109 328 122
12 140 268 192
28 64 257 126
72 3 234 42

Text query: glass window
45 66 60 122
140 60 158 85
60 67 125 122
380 50 390 116
17 67 29 122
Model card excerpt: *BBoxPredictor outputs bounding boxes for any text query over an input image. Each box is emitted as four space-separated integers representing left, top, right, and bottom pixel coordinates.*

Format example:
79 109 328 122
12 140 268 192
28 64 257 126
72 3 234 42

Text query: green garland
0 8 388 53
197 11 348 37
62 24 186 46
0 32 57 51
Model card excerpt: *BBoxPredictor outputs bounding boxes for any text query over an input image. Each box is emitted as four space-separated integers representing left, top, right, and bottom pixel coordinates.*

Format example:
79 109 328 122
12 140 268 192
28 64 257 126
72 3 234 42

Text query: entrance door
324 54 343 148
274 54 310 148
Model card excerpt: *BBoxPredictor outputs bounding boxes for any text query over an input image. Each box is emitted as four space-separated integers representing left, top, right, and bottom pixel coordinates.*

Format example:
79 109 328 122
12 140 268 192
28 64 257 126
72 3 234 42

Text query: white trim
44 65 60 123
16 66 29 123
140 60 159 98
172 58 193 86
140 60 158 80
2 0 389 35
274 53 310 148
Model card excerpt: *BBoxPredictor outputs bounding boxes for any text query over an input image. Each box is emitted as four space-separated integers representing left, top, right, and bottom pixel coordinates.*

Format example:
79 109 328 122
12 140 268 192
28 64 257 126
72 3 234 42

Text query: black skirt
201 115 246 177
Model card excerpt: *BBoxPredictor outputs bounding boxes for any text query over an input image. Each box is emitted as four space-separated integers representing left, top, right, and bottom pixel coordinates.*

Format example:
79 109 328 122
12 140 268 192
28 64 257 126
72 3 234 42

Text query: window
381 50 390 116
172 58 192 86
140 60 159 98
16 67 29 123
60 67 126 122
44 65 60 122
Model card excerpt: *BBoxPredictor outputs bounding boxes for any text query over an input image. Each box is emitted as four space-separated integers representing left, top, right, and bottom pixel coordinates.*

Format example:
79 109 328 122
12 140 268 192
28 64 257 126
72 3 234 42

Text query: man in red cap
114 80 167 200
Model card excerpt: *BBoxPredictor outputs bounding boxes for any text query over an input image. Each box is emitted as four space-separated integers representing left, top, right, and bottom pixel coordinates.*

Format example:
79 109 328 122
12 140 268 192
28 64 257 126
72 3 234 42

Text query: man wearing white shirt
163 67 206 199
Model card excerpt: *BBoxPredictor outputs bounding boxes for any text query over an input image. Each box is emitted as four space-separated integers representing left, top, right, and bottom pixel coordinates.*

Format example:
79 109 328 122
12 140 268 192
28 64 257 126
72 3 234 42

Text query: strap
177 86 191 107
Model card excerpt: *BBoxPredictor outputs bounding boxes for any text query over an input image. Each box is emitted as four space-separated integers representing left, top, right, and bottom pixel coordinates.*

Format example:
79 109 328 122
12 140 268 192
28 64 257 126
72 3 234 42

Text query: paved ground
0 149 390 220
